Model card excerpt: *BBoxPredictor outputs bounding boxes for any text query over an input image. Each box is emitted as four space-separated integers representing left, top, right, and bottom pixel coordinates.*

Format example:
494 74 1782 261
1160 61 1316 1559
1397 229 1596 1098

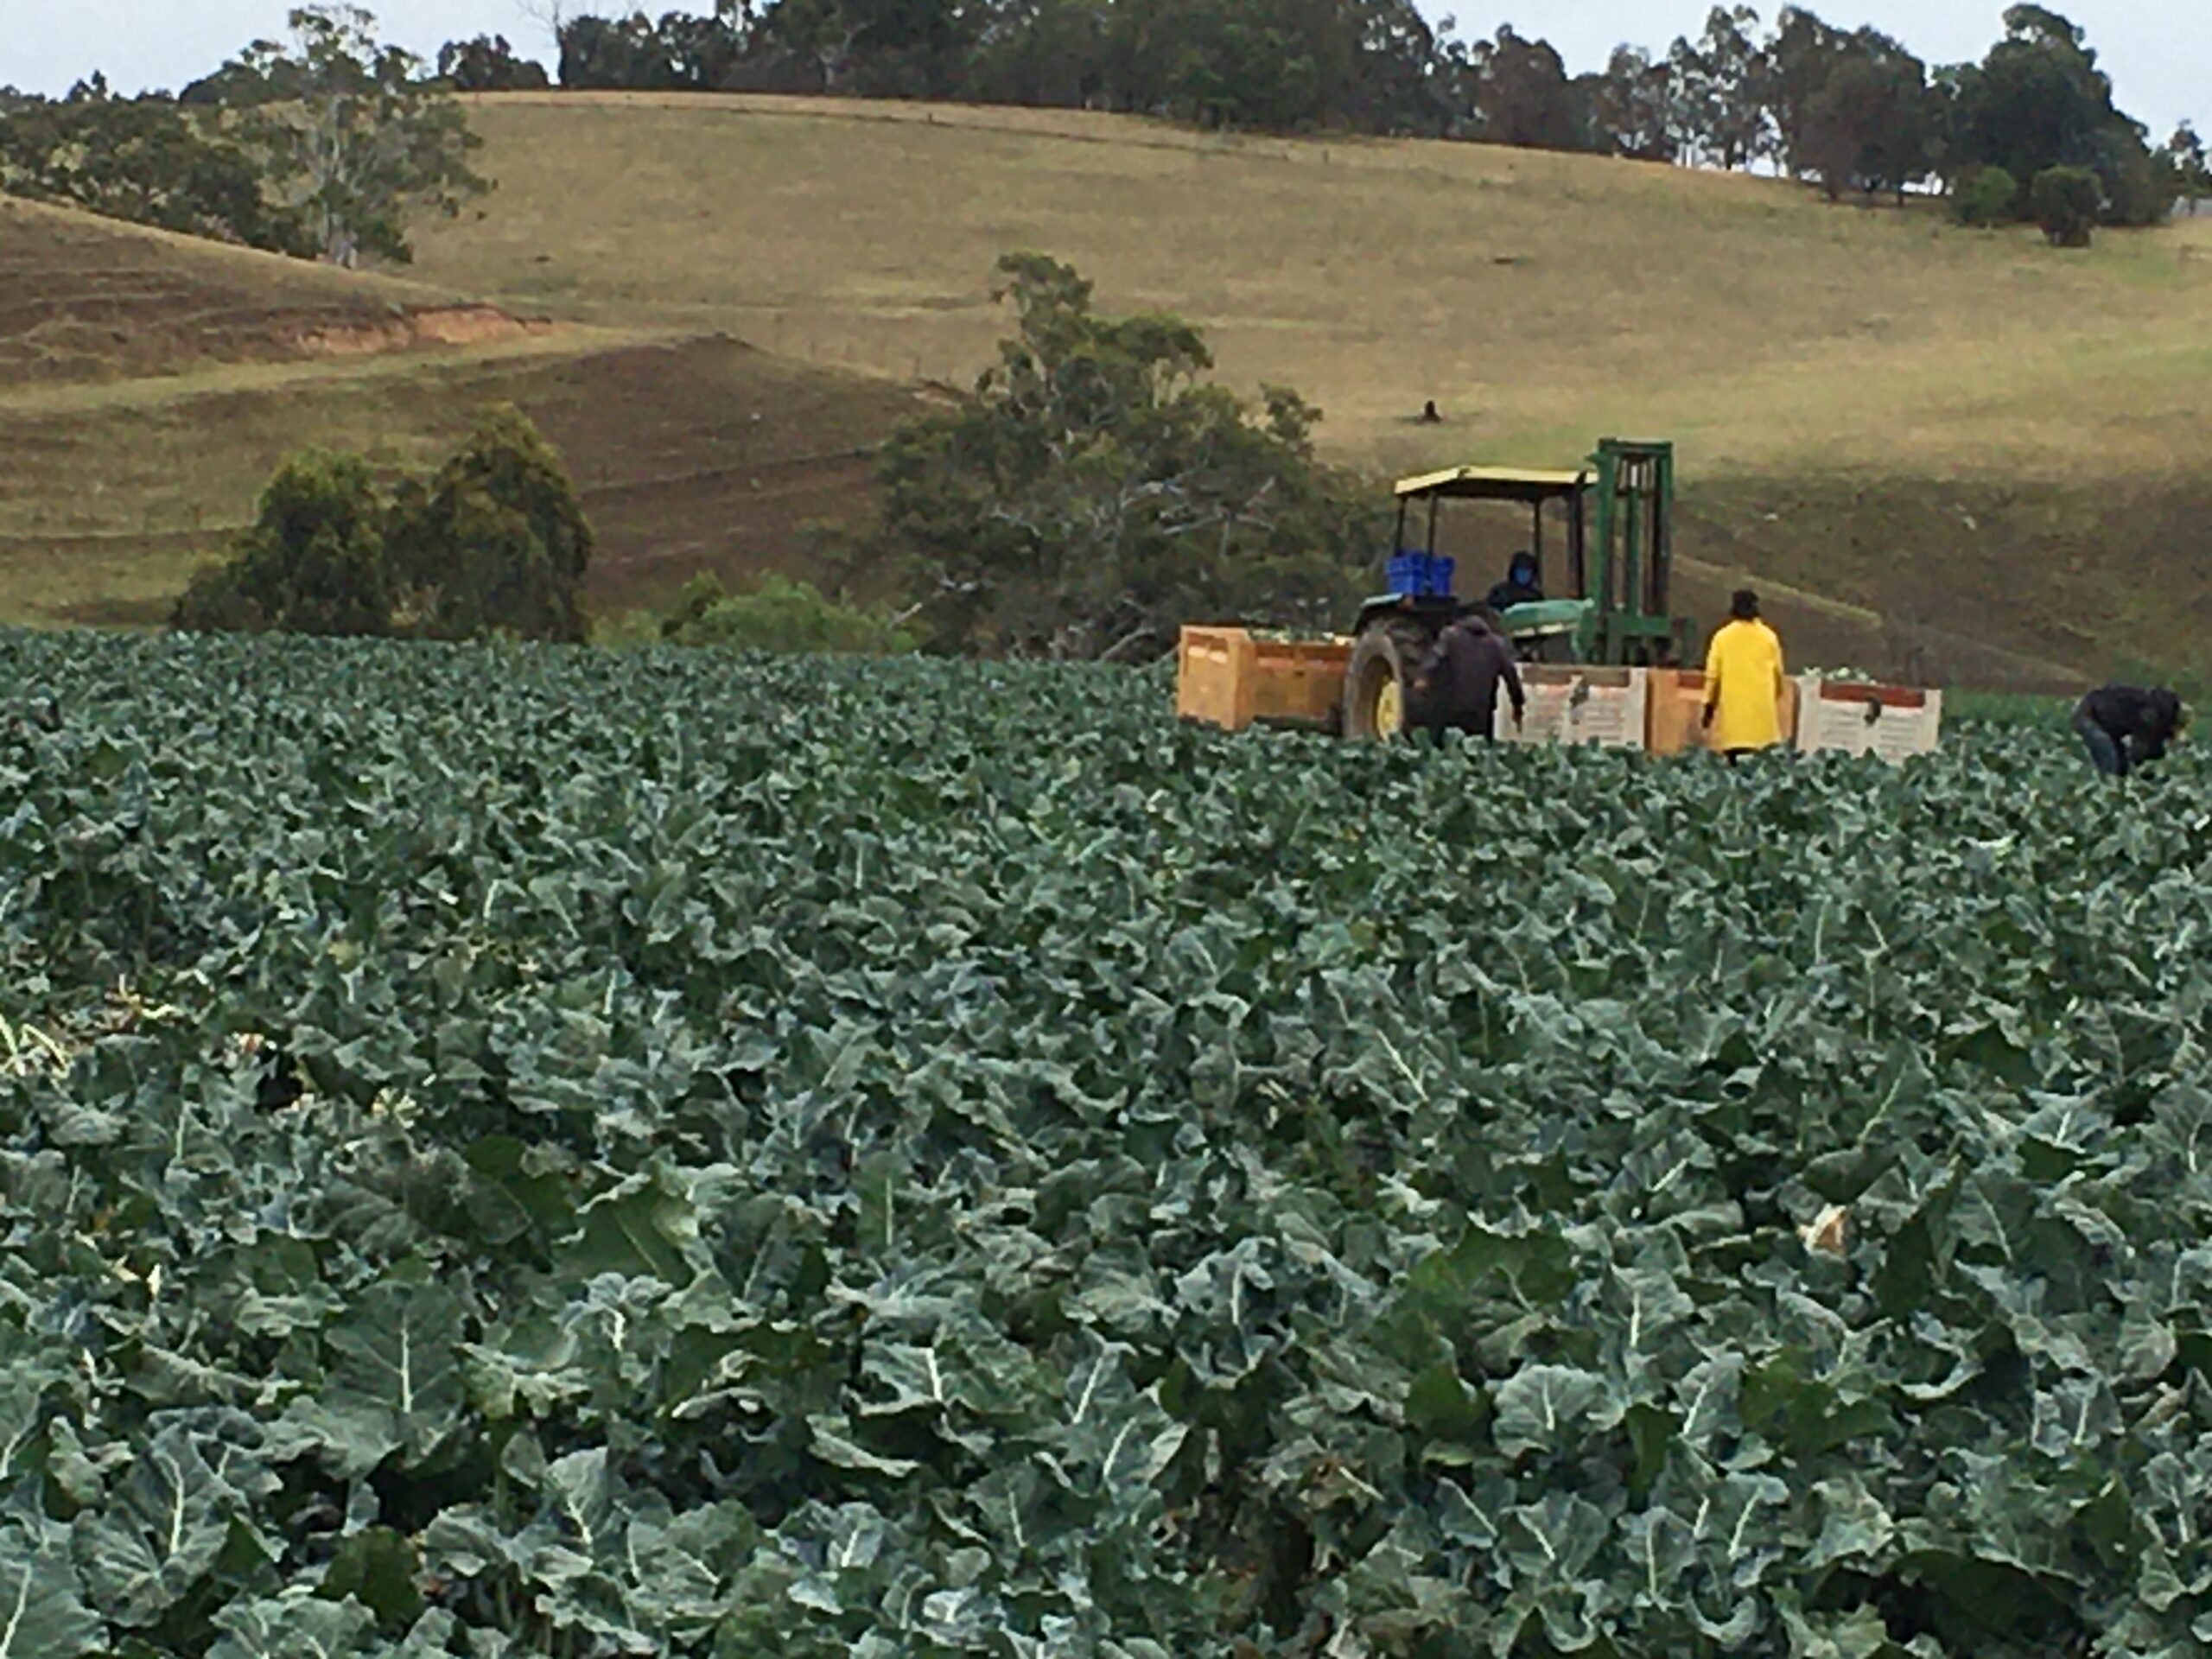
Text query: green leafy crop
0 631 2208 1657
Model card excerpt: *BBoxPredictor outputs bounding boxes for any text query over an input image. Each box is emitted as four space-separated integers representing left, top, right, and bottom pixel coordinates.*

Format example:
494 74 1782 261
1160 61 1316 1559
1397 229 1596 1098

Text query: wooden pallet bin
1176 626 1353 733
1645 669 1802 757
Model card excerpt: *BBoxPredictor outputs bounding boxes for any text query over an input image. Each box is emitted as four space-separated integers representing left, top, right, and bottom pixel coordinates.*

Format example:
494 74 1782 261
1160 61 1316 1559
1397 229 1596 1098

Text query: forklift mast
1587 438 1689 665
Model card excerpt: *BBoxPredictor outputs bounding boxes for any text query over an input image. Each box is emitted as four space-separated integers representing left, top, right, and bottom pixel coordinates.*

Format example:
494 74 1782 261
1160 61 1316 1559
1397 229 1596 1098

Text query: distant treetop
531 0 2186 229
1 4 486 264
0 2 2193 255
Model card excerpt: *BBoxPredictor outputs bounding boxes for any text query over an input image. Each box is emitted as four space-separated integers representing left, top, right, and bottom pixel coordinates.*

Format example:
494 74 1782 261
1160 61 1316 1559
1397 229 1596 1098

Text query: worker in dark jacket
2074 684 2186 777
1484 551 1544 613
1425 610 1526 745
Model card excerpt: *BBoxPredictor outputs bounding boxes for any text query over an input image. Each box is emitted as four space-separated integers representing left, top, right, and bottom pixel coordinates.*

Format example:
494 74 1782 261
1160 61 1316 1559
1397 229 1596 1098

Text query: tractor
1340 437 1698 740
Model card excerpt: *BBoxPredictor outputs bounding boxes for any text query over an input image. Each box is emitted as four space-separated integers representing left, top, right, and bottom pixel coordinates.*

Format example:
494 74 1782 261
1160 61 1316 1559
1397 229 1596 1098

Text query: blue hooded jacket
1484 552 1544 612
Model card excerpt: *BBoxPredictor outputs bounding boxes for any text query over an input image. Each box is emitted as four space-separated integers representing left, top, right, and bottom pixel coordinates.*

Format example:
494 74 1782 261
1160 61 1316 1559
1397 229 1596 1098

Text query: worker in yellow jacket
1701 589 1788 760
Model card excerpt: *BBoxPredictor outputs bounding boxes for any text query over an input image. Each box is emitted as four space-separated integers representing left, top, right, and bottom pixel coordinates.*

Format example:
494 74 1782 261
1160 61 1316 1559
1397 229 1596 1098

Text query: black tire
1343 619 1442 741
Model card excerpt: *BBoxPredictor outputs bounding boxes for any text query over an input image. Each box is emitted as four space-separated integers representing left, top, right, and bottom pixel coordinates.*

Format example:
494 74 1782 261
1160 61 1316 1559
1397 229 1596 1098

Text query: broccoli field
3 630 2211 1659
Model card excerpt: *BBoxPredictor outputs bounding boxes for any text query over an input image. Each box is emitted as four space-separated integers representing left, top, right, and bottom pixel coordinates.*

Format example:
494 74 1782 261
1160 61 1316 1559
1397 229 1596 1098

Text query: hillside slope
404 93 2212 686
0 195 925 626
0 194 514 385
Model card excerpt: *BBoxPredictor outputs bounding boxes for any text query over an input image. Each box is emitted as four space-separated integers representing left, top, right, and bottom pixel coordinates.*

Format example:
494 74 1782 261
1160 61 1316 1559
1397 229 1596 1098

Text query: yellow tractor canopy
1393 465 1589 503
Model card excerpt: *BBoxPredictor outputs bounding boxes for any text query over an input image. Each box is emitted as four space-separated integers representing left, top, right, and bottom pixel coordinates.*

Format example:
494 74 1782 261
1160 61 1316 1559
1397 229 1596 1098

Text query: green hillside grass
416 94 2212 476
10 93 2212 683
0 194 925 626
404 92 2212 685
0 194 481 385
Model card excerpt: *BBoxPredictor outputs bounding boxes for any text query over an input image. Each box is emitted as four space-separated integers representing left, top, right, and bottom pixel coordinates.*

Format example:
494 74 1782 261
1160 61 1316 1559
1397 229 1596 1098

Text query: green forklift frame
1585 438 1690 664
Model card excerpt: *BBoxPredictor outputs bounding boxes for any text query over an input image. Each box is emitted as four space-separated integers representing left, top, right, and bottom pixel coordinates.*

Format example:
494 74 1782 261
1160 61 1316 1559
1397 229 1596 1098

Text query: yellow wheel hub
1374 676 1403 738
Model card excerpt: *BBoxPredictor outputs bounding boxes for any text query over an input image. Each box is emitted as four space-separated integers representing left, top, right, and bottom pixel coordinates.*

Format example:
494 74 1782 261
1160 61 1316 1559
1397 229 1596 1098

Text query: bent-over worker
1484 551 1545 613
1701 588 1788 761
2073 684 2185 778
1426 610 1525 745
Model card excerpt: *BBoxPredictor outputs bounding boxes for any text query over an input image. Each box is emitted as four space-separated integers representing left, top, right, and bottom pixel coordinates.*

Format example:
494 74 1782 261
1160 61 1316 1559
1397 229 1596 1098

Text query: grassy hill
0 194 923 626
405 92 2212 687
0 194 480 386
10 94 2212 683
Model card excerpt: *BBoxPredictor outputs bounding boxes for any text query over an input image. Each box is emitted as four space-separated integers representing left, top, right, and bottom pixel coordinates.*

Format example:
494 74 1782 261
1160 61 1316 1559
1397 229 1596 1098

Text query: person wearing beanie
1701 588 1788 760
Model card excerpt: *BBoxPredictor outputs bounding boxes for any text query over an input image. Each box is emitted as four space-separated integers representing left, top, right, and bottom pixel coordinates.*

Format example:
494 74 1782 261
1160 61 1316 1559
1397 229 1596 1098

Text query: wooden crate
1176 626 1352 733
1795 678 1943 761
1646 668 1802 757
1497 664 1649 749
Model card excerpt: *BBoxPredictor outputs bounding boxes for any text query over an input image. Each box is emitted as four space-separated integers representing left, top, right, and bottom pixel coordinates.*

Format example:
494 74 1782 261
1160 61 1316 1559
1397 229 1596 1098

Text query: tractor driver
1484 551 1544 613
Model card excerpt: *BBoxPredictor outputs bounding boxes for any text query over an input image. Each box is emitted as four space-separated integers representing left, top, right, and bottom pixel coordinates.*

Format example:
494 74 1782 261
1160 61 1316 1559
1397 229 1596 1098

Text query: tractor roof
1394 465 1587 503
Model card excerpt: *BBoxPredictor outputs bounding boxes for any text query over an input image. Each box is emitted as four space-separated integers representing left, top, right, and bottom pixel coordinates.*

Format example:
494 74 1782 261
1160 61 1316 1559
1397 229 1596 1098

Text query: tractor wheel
1343 620 1440 741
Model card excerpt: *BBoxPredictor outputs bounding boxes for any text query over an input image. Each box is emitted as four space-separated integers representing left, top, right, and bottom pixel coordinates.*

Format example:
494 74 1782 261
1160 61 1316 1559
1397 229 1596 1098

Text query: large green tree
874 253 1378 659
388 405 596 643
0 80 312 254
173 452 396 637
743 0 979 96
1947 5 2165 228
1343 0 1451 137
1171 0 1324 130
1586 48 1676 162
963 0 1109 110
1797 34 1938 202
1686 4 1772 169
2171 123 2211 210
436 35 552 91
216 4 489 265
1467 27 1581 150
557 13 690 89
1764 5 1847 177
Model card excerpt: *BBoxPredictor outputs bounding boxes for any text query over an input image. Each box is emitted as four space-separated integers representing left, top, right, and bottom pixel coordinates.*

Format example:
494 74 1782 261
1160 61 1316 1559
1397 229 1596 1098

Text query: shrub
2093 137 2176 227
172 450 395 635
658 571 918 655
175 407 594 643
2031 164 2101 247
387 404 594 643
1953 164 2018 227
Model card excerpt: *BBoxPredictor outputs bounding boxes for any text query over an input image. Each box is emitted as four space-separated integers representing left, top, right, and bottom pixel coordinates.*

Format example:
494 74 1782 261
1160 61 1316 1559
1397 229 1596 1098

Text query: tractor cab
1368 462 1591 654
1341 437 1696 739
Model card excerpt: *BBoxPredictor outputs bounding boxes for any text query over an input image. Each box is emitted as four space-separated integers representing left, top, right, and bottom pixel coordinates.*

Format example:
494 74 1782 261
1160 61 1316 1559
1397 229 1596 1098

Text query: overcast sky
3 2 2202 137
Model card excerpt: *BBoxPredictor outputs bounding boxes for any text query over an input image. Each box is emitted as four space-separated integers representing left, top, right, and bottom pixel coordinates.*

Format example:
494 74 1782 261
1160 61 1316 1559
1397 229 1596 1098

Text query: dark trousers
2074 709 2126 776
1428 706 1497 747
